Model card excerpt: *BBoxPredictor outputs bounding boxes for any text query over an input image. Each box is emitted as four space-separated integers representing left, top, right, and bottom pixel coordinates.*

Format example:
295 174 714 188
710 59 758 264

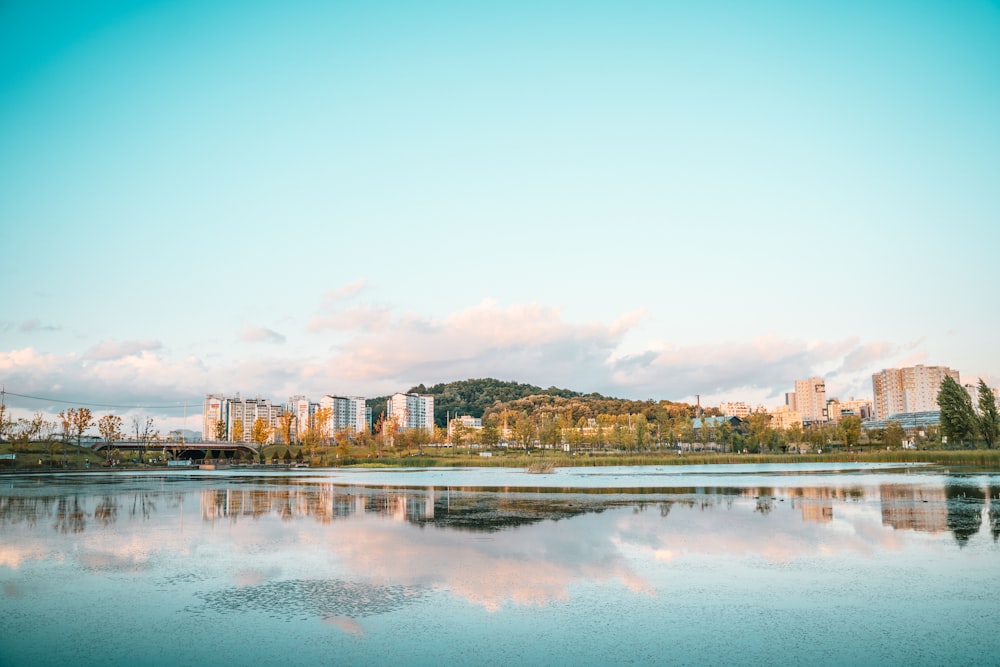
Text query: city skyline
2 1 999 432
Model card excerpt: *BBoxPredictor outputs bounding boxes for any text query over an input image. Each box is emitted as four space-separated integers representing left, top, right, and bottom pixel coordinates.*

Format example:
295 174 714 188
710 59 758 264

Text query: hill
366 378 705 428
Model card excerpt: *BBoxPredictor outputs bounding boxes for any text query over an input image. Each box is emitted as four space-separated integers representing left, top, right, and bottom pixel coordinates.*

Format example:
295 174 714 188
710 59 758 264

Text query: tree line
937 376 999 448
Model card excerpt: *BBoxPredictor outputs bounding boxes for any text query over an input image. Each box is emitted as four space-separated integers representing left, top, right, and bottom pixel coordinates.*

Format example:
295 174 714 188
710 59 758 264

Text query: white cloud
83 339 162 361
322 279 367 303
240 324 286 345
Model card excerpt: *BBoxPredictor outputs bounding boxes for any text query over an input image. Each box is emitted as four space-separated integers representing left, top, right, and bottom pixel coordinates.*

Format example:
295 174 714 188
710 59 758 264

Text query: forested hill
366 378 705 428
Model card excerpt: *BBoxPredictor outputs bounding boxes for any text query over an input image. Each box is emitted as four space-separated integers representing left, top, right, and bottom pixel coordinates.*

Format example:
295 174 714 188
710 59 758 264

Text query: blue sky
2 0 999 429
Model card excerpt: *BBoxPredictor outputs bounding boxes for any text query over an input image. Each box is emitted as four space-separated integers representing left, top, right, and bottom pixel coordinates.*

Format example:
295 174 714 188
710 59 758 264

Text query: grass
3 441 1000 472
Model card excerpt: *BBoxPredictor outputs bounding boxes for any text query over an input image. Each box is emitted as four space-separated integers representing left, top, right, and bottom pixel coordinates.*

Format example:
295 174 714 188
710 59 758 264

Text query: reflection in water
1 476 997 545
880 485 948 533
946 484 985 547
2 468 1000 666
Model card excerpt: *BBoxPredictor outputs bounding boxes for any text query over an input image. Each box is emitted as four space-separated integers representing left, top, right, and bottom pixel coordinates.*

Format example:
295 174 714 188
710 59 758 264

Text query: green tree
748 412 772 453
938 376 977 447
480 416 500 448
884 420 905 448
976 379 999 449
214 417 227 441
839 416 862 449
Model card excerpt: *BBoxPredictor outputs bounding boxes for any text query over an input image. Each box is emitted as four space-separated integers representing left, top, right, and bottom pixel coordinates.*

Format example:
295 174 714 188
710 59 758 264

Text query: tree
10 416 40 453
747 412 772 453
97 415 123 446
839 416 862 449
313 407 332 446
65 407 93 452
129 415 156 463
232 418 245 443
277 412 296 445
938 376 977 447
251 418 272 447
976 379 999 449
480 416 500 448
214 417 228 441
0 398 11 443
884 421 905 448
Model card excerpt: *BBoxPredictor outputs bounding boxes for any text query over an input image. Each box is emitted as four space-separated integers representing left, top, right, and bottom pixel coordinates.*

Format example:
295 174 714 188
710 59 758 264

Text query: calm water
2 463 999 666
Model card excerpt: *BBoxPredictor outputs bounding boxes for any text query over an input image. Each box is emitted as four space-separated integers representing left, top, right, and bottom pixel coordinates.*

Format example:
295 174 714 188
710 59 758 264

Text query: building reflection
2 477 998 546
879 484 948 533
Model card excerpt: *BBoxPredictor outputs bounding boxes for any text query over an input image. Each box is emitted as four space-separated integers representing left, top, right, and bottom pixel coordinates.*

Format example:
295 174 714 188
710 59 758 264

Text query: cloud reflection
2 474 997 617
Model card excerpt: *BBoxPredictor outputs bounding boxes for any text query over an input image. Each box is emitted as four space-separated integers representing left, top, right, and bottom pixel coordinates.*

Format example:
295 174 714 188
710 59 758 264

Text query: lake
2 463 998 666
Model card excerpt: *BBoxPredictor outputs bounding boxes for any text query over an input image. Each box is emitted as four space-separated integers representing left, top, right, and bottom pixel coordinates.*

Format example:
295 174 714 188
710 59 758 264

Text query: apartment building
720 402 751 418
320 394 368 434
770 405 803 430
872 365 959 420
203 394 228 441
290 396 318 440
202 394 284 443
387 392 435 434
826 397 874 424
790 377 827 424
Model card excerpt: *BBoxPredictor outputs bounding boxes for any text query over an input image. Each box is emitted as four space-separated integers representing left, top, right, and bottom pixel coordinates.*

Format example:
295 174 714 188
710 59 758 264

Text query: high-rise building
203 394 228 441
794 377 827 423
204 395 283 443
387 392 435 434
320 395 368 434
289 396 318 441
871 365 960 420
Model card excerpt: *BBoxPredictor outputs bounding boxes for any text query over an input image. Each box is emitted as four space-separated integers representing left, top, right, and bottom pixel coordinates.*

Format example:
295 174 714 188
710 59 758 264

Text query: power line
2 390 197 411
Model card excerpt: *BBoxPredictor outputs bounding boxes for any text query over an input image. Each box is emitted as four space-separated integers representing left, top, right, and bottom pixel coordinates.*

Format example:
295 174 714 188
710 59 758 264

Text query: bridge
92 440 259 460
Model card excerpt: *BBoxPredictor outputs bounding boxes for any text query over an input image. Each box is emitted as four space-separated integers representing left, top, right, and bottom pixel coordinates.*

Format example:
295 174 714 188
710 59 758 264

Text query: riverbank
4 447 999 472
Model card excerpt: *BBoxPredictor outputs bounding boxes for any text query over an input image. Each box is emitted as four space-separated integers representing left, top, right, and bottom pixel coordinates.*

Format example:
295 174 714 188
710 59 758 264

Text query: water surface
2 463 998 665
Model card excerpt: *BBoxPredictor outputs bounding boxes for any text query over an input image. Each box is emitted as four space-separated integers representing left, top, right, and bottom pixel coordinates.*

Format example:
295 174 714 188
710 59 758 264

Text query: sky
2 0 999 431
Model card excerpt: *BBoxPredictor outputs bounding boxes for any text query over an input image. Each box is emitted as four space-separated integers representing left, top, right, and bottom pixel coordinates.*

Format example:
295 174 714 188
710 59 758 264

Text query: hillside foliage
367 377 711 427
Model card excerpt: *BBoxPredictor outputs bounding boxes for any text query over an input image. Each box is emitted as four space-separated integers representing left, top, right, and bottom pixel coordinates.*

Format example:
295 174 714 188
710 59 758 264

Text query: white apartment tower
387 392 435 435
290 396 318 441
203 394 228 441
320 395 368 434
203 394 284 443
793 377 827 423
872 365 960 420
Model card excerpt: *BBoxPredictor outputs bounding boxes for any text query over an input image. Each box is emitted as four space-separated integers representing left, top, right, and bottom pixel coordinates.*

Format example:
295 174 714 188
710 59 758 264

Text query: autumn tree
10 414 43 453
97 415 123 445
976 379 999 449
938 376 977 447
277 412 296 445
232 418 245 443
313 407 332 446
63 407 93 452
251 417 272 446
